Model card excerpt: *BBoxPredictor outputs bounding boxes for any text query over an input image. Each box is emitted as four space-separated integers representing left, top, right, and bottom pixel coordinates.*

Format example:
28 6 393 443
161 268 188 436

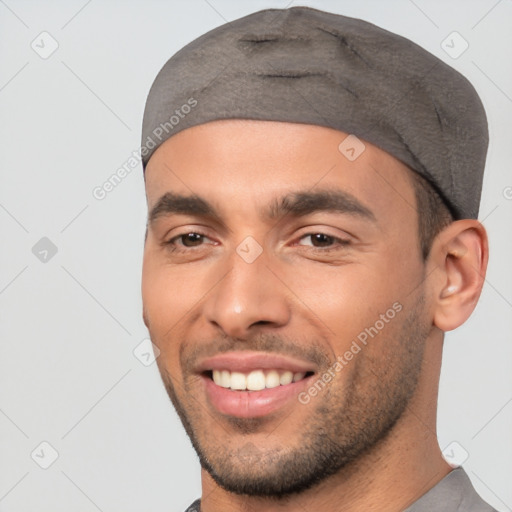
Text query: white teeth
212 370 222 386
220 370 231 388
265 370 281 388
247 370 266 391
210 369 310 390
279 371 293 385
230 372 247 390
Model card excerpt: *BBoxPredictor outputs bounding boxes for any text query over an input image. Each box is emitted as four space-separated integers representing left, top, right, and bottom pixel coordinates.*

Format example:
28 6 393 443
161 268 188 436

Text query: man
140 6 496 511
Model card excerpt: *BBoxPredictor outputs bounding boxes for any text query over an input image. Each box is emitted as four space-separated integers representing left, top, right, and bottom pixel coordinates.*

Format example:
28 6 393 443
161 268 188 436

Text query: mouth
205 368 315 391
197 352 317 418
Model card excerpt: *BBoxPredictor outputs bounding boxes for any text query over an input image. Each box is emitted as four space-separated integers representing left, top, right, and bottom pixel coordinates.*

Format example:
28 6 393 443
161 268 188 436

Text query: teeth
280 371 293 385
211 369 309 391
220 370 231 388
246 370 266 390
230 372 247 390
265 370 280 389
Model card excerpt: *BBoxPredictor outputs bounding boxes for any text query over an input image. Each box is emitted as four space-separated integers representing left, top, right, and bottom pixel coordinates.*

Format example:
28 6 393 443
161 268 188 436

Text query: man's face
142 120 433 496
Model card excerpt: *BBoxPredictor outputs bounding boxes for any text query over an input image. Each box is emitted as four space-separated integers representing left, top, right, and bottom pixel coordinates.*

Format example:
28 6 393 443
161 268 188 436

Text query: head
139 5 489 500
141 119 487 497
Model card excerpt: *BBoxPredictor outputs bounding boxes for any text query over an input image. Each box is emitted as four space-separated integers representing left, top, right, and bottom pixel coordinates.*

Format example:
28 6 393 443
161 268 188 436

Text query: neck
199 336 451 512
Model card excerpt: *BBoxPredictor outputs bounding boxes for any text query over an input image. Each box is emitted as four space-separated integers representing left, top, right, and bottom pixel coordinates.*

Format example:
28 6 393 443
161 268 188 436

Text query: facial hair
155 293 428 498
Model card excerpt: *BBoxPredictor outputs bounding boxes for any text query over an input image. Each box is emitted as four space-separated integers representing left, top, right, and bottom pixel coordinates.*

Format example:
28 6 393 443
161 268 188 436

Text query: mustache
180 332 333 374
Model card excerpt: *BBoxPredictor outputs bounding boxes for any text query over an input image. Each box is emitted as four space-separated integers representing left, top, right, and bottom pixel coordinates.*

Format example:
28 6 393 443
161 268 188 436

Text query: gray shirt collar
185 467 496 512
404 467 497 512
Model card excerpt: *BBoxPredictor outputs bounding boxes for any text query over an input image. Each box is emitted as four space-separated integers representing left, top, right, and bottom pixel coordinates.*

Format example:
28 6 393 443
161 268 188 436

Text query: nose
202 250 291 339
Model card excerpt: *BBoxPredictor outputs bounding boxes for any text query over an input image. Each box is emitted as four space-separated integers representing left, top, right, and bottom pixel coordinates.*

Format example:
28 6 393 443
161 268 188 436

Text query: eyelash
164 231 350 253
294 233 351 252
165 231 213 252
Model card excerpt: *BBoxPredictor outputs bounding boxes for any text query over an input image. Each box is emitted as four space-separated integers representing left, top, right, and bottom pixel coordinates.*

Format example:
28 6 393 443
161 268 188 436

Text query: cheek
141 259 206 367
142 255 204 320
283 257 414 348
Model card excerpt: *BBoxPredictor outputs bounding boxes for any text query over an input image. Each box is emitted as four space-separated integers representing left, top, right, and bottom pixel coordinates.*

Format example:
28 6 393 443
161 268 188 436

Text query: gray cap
141 6 488 219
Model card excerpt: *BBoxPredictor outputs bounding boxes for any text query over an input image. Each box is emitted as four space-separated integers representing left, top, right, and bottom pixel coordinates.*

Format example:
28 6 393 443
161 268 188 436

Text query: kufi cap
142 6 488 219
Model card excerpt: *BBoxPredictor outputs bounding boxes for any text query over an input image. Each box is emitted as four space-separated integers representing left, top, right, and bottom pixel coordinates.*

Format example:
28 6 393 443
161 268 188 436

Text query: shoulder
183 498 201 512
405 468 498 512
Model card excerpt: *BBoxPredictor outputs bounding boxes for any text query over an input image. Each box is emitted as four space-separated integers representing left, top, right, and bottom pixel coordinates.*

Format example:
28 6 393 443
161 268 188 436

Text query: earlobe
432 220 488 332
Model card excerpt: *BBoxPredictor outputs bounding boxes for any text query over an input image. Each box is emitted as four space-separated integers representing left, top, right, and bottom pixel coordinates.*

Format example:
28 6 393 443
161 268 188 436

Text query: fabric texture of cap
141 6 488 219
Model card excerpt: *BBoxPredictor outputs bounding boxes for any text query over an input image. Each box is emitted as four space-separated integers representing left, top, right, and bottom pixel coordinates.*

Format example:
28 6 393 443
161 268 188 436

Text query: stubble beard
156 293 428 498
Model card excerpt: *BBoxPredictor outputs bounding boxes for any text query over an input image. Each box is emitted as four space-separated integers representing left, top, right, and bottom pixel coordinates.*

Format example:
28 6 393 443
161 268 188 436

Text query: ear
429 220 488 332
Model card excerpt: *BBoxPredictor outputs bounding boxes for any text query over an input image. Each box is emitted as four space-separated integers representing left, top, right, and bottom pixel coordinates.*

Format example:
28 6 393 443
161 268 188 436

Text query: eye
166 231 214 250
296 233 350 250
177 233 205 247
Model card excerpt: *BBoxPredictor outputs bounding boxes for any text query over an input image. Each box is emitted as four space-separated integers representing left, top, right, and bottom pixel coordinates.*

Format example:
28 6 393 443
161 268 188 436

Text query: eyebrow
149 193 215 225
148 189 376 226
267 189 376 222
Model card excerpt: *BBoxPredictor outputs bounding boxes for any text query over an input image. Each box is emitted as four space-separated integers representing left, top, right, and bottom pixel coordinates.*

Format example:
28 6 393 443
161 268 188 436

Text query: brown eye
299 233 337 247
309 233 335 247
296 232 350 251
164 230 217 253
179 233 204 247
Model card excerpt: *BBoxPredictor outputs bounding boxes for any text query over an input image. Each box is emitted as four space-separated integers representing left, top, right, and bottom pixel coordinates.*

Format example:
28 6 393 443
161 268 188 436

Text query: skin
141 120 488 512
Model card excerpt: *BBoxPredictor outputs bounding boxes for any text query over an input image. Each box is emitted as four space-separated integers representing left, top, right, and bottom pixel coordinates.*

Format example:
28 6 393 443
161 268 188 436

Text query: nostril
252 320 272 327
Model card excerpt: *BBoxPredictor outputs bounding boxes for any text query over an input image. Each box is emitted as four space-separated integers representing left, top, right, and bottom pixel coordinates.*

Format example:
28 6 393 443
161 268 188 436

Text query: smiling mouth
205 369 315 391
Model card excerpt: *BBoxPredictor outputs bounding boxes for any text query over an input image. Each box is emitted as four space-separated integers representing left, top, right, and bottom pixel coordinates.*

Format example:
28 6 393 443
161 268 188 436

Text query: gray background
0 0 511 511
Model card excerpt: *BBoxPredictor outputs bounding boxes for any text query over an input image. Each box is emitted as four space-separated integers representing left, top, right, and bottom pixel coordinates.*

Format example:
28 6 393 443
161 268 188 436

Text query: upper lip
196 351 317 374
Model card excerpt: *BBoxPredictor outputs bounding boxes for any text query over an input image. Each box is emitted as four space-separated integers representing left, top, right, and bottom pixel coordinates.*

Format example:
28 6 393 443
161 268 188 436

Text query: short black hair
409 171 454 260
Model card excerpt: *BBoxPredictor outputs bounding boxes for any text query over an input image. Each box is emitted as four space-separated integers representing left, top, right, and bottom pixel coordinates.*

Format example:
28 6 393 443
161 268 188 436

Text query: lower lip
202 375 313 418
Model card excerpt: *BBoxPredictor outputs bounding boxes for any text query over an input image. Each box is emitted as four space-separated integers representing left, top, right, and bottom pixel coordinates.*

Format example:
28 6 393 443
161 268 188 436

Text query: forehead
144 119 417 223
